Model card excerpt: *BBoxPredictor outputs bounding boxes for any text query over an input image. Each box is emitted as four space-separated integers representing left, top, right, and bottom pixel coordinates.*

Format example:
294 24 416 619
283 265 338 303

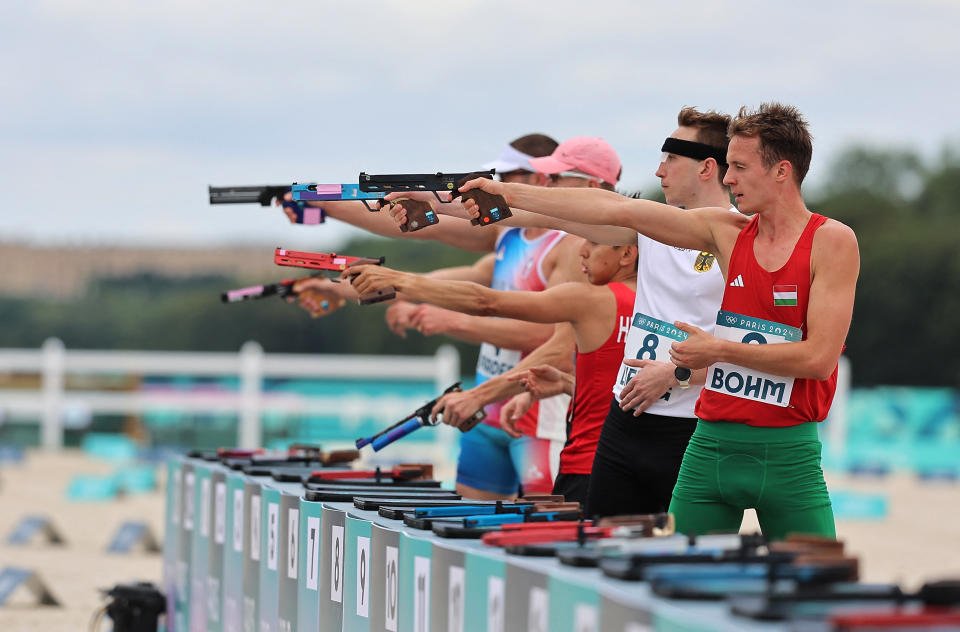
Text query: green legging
669 419 836 541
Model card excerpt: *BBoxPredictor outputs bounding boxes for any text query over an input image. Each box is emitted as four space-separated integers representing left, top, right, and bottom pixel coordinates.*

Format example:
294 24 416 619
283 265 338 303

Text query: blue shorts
456 423 559 496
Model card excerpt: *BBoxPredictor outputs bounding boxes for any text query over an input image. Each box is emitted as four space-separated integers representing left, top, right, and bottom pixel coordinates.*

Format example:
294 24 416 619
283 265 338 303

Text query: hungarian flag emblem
773 285 798 306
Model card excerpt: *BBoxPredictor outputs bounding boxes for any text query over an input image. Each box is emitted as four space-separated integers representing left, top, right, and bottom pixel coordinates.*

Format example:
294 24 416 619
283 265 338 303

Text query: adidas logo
729 274 744 287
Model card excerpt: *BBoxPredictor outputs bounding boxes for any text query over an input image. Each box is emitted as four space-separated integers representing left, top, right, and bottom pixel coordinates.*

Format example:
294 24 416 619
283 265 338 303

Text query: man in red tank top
457 103 860 539
349 239 638 504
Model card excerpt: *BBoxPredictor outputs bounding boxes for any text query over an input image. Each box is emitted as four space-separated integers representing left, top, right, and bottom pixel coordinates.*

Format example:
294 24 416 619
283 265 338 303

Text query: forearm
398 274 576 324
423 253 494 285
323 201 493 253
446 314 554 350
502 208 636 246
717 340 839 381
503 182 715 251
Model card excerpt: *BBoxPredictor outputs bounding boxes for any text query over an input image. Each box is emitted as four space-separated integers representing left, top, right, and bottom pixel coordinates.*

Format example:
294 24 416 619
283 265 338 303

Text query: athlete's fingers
622 358 656 369
674 321 702 336
429 396 447 423
668 346 690 367
632 395 657 416
461 198 481 219
387 204 407 227
456 177 488 193
528 365 556 377
502 420 522 439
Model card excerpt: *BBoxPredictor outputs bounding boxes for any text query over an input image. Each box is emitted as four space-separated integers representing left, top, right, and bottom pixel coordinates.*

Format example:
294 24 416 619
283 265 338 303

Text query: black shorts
585 398 697 518
552 473 590 506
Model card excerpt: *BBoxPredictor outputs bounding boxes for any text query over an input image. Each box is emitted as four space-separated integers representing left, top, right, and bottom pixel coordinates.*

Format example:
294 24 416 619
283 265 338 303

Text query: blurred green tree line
0 145 957 386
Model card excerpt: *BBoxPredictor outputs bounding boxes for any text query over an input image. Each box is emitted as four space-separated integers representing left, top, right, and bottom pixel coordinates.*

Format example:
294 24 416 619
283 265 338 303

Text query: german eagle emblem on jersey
694 252 716 273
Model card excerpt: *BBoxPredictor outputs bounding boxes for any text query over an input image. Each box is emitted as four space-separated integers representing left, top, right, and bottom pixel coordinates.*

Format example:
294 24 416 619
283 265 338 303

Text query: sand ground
0 450 957 631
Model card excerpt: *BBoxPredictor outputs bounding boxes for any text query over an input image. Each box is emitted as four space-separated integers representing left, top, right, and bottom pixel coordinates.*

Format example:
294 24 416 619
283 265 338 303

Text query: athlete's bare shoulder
814 218 859 252
811 218 860 281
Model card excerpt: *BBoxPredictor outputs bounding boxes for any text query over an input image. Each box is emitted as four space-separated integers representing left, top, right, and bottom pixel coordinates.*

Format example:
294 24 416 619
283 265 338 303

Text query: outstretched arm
282 198 498 253
386 194 636 246
350 266 595 326
458 179 746 255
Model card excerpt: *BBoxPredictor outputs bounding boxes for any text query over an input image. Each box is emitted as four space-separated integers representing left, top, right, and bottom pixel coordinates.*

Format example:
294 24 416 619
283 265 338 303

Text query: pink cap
528 137 621 185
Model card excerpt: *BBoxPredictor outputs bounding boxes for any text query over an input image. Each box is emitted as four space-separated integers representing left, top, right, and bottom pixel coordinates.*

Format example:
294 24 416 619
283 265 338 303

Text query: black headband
661 137 727 165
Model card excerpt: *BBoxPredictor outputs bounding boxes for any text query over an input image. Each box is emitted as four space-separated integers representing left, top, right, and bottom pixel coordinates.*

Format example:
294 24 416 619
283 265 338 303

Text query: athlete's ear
699 158 718 183
532 172 549 187
587 179 602 189
621 244 638 268
775 160 792 183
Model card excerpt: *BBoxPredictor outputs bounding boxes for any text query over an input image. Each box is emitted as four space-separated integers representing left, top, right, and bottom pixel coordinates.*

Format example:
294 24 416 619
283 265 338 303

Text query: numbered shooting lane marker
527 587 549 632
331 525 344 602
241 481 262 632
200 475 212 538
276 487 303 632
222 471 246 632
163 457 182 630
547 574 599 632
487 576 504 632
463 548 505 632
398 532 432 632
190 465 211 632
306 516 321 591
233 488 244 553
414 556 430 632
214 479 227 545
356 534 371 618
370 523 399 632
296 496 324 632
430 541 465 632
258 486 282 632
448 566 465 632
342 515 373 630
175 461 195 632
286 508 298 580
206 466 228 631
267 500 279 571
504 560 549 632
318 505 346 631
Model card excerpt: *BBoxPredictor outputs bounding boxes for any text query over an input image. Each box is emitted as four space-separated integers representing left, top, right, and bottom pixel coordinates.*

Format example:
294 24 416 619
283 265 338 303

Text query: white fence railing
0 338 460 450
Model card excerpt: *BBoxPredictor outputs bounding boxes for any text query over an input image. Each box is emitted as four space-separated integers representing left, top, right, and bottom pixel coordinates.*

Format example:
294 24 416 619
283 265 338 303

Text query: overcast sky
1 0 958 250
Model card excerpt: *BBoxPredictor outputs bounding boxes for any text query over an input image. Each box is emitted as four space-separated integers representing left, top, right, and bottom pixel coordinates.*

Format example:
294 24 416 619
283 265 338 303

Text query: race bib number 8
615 312 687 393
705 310 800 407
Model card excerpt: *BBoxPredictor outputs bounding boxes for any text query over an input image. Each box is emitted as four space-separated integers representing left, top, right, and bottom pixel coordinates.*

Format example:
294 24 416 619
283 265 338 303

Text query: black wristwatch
674 367 691 389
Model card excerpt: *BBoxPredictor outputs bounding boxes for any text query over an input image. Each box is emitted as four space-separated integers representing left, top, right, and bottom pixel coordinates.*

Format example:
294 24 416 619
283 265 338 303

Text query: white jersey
612 210 732 417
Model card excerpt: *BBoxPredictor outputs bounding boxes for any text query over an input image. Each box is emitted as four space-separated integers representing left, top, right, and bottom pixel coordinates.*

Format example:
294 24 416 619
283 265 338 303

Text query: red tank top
695 213 838 427
559 282 635 474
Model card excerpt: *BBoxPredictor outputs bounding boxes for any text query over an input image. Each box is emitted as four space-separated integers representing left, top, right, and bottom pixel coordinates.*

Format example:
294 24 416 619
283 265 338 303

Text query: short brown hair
510 133 559 159
728 103 812 185
677 106 731 184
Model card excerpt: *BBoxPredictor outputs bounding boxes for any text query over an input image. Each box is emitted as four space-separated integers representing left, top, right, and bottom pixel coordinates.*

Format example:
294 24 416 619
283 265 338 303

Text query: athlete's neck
754 196 812 241
609 267 637 287
672 186 731 211
522 227 548 239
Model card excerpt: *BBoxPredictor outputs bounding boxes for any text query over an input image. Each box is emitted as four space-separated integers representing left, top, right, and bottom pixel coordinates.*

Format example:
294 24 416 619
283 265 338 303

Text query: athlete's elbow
473 293 500 317
804 354 838 381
